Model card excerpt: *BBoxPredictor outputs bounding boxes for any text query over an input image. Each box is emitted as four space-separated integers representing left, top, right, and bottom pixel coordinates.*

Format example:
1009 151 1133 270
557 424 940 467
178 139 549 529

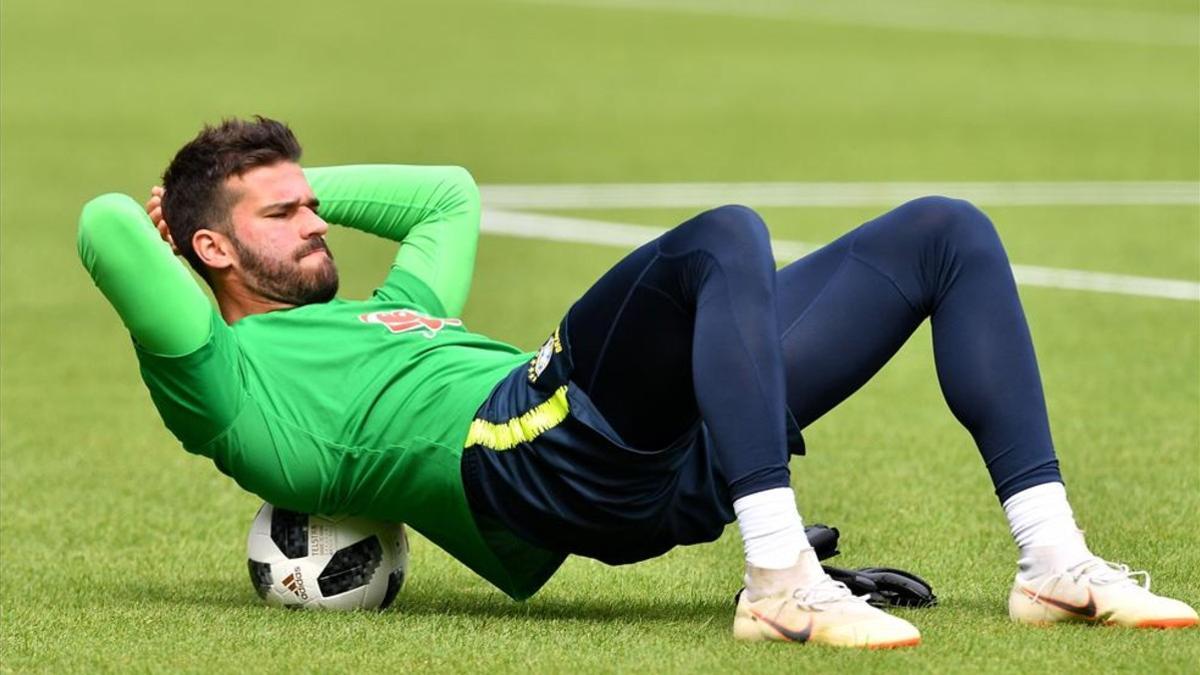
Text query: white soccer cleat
734 573 921 648
1009 557 1199 629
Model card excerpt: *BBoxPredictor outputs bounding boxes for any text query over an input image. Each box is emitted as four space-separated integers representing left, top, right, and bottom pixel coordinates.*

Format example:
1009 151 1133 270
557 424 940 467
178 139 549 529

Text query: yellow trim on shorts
465 385 570 451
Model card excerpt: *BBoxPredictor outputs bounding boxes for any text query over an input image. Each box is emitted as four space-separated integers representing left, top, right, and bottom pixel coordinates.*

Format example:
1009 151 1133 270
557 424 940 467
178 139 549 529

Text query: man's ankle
1016 542 1093 582
743 549 826 601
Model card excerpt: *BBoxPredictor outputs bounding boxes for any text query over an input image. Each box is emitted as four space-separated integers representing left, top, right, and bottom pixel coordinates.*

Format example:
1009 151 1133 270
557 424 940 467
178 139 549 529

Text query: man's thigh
564 236 702 450
774 215 924 430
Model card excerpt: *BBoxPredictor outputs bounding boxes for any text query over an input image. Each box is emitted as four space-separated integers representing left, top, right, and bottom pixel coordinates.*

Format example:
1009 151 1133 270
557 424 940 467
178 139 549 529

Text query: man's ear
193 229 236 272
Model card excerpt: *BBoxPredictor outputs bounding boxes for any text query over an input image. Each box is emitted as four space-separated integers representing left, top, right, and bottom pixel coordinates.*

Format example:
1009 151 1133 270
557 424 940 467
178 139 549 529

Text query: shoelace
792 577 871 610
1026 557 1152 604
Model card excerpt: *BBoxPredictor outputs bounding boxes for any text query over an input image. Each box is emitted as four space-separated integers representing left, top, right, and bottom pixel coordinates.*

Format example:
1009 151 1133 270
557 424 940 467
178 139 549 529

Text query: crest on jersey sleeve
359 310 463 338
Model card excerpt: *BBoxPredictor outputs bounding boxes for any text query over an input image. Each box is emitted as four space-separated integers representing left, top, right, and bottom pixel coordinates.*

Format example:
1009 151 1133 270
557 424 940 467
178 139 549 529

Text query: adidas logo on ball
281 569 309 600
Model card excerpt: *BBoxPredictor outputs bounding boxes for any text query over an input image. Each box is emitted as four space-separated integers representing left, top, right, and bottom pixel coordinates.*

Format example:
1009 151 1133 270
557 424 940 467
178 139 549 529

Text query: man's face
224 162 339 306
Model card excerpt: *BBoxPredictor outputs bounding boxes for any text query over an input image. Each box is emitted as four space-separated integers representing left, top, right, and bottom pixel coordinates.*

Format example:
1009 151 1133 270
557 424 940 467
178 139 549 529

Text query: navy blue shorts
461 318 736 566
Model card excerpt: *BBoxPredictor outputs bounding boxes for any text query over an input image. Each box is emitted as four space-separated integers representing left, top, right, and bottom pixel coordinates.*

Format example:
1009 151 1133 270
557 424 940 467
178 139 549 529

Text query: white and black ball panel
245 503 409 611
316 535 383 596
270 507 309 558
246 503 285 562
248 560 273 599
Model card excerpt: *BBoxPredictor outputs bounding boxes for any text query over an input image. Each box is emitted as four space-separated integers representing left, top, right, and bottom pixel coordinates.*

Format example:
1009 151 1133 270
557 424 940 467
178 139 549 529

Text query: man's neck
216 284 295 324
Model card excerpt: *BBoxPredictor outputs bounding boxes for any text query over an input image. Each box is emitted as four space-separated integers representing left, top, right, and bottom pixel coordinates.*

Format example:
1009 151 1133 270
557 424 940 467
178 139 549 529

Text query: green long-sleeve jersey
77 164 564 600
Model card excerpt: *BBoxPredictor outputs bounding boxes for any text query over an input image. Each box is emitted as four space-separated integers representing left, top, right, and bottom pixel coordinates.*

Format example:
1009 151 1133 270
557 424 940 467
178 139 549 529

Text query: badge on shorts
528 328 563 382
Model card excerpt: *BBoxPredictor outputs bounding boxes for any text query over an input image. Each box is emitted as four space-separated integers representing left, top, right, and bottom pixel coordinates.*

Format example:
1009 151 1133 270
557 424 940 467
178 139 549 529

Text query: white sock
733 487 810 570
1002 482 1093 579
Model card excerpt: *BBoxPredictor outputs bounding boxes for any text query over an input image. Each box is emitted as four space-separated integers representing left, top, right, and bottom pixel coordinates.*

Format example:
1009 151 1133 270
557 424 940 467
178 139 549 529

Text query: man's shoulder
372 266 448 316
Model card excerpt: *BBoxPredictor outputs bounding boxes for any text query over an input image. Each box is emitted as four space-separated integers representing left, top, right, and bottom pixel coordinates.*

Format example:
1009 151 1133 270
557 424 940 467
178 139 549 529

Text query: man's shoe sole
866 637 922 649
1132 617 1197 629
733 615 922 648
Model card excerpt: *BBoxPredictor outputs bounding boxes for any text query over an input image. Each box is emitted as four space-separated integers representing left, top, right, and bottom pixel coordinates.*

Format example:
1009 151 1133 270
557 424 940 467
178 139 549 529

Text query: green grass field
2 0 1197 671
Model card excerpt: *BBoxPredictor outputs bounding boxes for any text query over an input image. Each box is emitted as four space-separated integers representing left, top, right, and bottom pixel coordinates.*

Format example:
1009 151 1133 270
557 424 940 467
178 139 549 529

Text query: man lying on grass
77 116 1197 648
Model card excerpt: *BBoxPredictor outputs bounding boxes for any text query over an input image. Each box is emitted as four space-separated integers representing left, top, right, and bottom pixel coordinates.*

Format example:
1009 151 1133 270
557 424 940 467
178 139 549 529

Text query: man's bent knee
667 204 771 257
899 195 1004 256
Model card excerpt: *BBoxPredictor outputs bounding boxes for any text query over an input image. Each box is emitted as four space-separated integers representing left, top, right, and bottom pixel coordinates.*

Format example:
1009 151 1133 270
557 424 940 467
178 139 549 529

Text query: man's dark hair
161 116 302 279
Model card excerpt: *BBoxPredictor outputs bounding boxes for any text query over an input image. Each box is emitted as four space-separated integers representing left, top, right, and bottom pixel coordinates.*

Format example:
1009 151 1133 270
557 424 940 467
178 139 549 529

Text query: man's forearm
304 164 479 241
305 164 480 315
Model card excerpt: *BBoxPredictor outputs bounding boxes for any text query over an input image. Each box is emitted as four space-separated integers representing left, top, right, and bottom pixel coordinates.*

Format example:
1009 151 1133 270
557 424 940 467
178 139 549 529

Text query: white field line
481 209 1200 302
517 0 1198 47
481 181 1200 209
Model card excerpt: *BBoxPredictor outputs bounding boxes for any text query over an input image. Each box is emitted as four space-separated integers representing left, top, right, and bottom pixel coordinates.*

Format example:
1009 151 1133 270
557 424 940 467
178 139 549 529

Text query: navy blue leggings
565 197 1061 503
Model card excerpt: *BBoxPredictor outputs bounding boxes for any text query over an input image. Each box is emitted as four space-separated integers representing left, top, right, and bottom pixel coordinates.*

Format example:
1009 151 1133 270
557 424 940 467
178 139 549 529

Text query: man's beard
231 236 339 306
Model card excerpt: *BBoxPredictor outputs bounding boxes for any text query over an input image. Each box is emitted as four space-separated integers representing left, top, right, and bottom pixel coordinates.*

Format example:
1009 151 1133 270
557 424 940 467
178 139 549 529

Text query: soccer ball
246 503 409 610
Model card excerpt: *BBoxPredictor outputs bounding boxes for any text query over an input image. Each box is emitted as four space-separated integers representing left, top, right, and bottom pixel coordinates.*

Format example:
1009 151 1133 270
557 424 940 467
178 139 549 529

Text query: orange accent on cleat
867 636 922 649
1133 617 1198 629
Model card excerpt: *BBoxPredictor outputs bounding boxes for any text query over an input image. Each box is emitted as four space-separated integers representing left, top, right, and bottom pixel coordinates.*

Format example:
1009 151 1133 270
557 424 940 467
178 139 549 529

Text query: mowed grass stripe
481 181 1200 209
481 209 1200 301
518 0 1200 46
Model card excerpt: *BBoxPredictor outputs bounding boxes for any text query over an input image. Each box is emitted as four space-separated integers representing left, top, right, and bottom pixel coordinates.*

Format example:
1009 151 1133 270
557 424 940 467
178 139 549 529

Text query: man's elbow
78 193 138 266
445 166 481 220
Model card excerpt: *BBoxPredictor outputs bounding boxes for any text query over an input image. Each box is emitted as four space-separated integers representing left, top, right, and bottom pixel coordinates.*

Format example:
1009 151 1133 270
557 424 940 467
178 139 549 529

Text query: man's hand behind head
145 186 179 255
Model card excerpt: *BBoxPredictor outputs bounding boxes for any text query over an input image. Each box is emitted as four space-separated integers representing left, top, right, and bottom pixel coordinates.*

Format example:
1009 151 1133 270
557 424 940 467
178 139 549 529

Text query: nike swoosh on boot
751 610 814 642
1021 587 1097 619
